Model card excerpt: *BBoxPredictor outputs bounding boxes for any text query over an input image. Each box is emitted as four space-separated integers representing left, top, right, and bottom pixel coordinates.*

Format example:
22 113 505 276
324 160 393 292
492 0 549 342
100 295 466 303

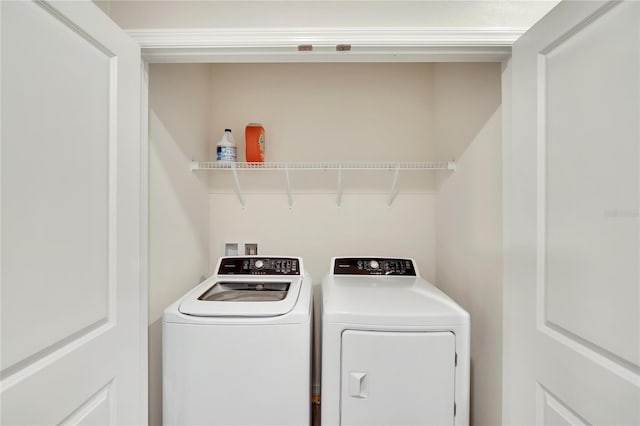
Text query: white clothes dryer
163 256 312 426
321 257 470 426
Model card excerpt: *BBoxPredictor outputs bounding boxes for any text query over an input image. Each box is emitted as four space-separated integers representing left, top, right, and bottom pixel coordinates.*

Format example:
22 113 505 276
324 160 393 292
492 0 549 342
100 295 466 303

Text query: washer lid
178 276 303 317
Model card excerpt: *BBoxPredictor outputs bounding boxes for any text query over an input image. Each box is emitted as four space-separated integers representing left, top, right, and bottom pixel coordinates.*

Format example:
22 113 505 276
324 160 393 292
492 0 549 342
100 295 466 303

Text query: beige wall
207 63 436 196
106 1 558 30
91 0 109 16
148 64 211 426
206 63 439 282
147 61 503 426
434 63 503 426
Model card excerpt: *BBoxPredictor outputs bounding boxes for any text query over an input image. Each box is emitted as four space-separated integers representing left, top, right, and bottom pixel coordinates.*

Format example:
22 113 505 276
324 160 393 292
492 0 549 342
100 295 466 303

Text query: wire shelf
191 161 456 171
191 160 456 208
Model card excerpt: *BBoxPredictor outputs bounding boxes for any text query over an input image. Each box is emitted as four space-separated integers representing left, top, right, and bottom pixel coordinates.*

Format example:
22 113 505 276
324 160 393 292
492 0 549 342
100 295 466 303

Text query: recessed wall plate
223 242 240 256
244 242 259 256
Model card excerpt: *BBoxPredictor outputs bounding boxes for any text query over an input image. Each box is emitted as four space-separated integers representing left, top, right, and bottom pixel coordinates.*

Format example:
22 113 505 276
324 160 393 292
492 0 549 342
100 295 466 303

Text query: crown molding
127 27 525 62
128 27 526 47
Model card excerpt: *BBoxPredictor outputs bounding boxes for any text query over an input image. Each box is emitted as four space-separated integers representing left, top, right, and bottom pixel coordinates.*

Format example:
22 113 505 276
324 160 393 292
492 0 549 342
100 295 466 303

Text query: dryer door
341 330 455 426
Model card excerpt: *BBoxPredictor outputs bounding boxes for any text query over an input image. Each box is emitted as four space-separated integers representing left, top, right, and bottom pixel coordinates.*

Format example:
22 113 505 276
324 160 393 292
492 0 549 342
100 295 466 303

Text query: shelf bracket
231 164 245 208
387 164 400 206
284 164 293 208
336 164 343 207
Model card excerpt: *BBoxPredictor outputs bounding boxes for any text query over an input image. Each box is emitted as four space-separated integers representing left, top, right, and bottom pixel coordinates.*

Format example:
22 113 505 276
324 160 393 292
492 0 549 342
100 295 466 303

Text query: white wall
106 1 558 30
148 64 211 426
434 63 503 426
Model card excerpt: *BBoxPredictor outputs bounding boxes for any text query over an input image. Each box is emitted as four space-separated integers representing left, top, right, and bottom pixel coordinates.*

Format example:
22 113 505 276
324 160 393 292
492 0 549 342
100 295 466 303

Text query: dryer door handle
349 371 367 398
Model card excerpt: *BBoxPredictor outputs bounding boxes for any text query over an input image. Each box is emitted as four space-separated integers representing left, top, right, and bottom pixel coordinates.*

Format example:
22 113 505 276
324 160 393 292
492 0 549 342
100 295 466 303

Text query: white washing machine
163 256 312 426
321 257 470 426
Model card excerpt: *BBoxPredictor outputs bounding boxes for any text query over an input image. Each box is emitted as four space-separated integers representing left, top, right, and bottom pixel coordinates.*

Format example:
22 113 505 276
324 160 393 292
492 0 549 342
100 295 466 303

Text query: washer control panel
218 257 300 275
333 258 416 276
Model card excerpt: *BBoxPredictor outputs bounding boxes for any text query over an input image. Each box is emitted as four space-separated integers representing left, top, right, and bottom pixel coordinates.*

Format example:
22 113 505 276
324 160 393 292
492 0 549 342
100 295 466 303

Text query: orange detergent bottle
245 123 265 163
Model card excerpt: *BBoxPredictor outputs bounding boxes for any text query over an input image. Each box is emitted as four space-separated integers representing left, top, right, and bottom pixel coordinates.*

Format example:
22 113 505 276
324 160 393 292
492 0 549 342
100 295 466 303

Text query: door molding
139 59 150 426
127 27 525 62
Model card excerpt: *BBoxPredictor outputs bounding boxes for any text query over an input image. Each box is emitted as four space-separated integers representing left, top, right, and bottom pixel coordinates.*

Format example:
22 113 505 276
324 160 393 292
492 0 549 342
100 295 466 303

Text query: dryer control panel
333 258 416 276
218 257 300 275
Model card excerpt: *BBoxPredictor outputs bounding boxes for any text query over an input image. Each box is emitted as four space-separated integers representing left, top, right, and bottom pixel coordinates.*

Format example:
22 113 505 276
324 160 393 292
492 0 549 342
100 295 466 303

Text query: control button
369 260 379 269
255 259 264 269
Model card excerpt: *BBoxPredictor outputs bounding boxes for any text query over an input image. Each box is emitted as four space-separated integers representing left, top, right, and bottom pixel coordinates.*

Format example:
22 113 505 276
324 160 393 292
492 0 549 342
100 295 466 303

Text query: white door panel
542 0 638 368
506 1 640 424
2 0 112 371
1 1 143 424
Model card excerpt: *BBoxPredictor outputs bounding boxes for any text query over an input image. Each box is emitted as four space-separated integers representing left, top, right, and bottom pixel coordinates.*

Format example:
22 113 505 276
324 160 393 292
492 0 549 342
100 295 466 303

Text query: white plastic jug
216 128 237 162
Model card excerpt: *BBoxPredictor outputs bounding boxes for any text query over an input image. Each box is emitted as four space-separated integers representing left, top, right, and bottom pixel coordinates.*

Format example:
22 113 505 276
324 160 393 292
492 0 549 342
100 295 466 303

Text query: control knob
254 259 264 269
369 260 380 269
